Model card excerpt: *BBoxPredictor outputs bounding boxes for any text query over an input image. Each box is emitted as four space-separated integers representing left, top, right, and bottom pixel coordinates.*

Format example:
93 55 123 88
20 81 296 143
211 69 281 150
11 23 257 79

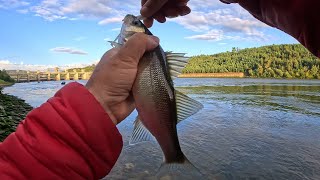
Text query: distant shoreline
0 80 14 88
179 72 245 78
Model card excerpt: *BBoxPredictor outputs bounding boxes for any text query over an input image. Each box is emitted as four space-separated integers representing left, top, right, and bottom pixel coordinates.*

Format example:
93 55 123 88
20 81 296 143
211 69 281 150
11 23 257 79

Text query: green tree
0 70 14 83
182 44 320 79
311 65 319 77
284 71 292 78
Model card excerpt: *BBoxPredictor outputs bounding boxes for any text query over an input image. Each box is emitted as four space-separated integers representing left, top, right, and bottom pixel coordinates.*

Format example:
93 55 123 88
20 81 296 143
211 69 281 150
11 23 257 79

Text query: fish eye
133 20 140 26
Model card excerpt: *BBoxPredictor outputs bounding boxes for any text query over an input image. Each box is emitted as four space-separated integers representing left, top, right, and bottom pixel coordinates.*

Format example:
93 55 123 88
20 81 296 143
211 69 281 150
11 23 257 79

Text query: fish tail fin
156 155 205 180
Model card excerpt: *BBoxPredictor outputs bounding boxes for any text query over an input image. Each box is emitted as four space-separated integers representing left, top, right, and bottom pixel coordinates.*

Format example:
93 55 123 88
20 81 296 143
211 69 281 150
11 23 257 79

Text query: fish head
119 14 147 44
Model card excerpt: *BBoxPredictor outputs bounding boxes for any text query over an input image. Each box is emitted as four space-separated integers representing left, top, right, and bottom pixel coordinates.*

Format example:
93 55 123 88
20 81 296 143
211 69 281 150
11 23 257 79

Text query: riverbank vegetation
179 72 244 78
0 70 31 141
0 80 12 86
67 64 95 72
183 44 320 79
0 70 15 85
0 90 33 141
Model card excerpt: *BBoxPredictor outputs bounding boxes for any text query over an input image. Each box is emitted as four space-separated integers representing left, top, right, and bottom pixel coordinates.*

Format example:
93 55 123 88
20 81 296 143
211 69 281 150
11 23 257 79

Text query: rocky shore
0 87 33 141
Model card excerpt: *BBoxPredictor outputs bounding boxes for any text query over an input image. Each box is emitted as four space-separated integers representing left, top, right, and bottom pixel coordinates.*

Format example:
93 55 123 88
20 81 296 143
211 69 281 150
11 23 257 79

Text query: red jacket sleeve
0 82 123 180
221 0 320 58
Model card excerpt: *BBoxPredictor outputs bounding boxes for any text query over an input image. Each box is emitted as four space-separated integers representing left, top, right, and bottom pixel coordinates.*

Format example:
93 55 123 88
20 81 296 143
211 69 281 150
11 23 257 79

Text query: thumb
117 33 159 65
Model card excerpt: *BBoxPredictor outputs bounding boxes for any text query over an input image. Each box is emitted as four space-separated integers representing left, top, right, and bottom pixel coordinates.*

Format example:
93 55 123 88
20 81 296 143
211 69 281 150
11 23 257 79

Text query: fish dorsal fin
175 90 203 123
166 52 189 79
129 116 155 145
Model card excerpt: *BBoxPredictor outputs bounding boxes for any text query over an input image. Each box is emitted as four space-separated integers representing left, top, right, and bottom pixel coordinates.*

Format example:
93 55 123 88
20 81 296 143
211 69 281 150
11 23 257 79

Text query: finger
177 0 189 6
140 0 169 18
123 94 136 118
115 95 136 122
163 7 180 18
143 17 154 28
117 33 159 65
141 0 147 6
154 12 166 23
178 6 191 16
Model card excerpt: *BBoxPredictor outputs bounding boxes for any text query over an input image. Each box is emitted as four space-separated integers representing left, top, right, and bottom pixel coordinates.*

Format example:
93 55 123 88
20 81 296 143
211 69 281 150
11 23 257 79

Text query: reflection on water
3 78 320 180
177 85 320 116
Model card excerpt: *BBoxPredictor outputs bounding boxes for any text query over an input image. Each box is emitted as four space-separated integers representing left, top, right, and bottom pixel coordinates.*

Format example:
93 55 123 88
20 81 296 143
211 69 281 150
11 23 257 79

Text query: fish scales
133 48 185 163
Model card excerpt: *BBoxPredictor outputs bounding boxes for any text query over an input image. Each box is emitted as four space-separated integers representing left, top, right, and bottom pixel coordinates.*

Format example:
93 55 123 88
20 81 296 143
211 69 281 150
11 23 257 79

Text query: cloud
61 0 113 18
0 60 11 64
0 59 94 71
188 0 221 10
50 47 88 55
31 0 66 21
186 30 224 41
0 0 29 9
173 5 269 41
98 17 123 25
111 27 121 31
26 0 136 22
74 36 87 41
16 9 29 14
4 0 270 43
172 12 209 32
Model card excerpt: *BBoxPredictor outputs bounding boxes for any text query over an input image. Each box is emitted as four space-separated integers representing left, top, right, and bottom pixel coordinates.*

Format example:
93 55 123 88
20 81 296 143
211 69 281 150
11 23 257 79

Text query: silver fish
111 14 204 179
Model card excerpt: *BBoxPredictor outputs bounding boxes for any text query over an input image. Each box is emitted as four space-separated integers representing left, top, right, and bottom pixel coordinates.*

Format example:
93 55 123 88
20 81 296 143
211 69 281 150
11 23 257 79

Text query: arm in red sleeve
0 82 123 180
221 0 320 58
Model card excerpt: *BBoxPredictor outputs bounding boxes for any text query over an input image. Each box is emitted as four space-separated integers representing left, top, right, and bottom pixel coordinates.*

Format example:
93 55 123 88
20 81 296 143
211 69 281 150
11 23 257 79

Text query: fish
110 14 204 179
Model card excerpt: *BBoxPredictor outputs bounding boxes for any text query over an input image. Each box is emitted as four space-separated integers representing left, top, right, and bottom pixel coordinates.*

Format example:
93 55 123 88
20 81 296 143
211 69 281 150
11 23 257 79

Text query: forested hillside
183 44 320 79
67 64 95 72
0 70 14 83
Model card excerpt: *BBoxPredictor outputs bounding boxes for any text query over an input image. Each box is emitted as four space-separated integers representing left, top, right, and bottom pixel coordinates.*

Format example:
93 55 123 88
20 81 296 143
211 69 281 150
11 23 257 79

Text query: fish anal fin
129 116 155 145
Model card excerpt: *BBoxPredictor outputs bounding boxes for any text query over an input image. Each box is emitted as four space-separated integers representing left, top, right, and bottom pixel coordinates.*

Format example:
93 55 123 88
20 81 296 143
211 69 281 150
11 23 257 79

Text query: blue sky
0 0 298 70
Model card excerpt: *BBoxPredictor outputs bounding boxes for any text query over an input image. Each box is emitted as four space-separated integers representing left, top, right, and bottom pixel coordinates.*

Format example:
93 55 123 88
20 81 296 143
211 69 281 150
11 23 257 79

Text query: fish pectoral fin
129 116 155 145
175 90 203 123
108 33 123 48
166 52 190 80
108 41 123 48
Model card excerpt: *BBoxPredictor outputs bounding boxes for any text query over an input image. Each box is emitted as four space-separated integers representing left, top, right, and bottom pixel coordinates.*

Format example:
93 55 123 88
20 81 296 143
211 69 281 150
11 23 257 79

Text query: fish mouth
125 26 145 34
122 31 144 43
122 27 146 41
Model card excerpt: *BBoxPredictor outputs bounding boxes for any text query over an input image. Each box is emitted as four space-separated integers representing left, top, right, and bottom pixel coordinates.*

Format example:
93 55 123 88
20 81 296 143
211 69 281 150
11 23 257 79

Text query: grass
0 79 13 87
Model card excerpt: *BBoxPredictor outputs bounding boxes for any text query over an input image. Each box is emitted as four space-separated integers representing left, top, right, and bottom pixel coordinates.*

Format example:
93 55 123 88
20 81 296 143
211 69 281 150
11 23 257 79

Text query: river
3 78 320 180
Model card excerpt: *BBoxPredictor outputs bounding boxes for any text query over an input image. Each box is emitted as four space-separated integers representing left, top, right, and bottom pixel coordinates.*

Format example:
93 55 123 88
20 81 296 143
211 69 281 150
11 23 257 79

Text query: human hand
140 0 191 27
86 33 159 125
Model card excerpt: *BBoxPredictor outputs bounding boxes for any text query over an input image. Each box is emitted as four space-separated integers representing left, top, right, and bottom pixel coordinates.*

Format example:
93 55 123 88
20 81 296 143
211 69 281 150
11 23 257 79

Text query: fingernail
178 2 188 6
167 15 178 19
149 35 159 46
180 9 190 16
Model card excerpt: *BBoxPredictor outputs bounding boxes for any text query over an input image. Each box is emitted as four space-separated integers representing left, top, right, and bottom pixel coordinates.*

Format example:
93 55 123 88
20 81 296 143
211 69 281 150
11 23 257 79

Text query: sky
0 0 299 70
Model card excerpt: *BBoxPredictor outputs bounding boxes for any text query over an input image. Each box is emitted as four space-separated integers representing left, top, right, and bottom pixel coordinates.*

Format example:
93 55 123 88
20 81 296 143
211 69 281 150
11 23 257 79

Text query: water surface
4 78 320 180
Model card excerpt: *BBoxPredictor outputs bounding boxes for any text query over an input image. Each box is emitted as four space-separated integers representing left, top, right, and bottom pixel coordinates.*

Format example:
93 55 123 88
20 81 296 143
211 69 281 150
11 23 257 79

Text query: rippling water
3 78 320 180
